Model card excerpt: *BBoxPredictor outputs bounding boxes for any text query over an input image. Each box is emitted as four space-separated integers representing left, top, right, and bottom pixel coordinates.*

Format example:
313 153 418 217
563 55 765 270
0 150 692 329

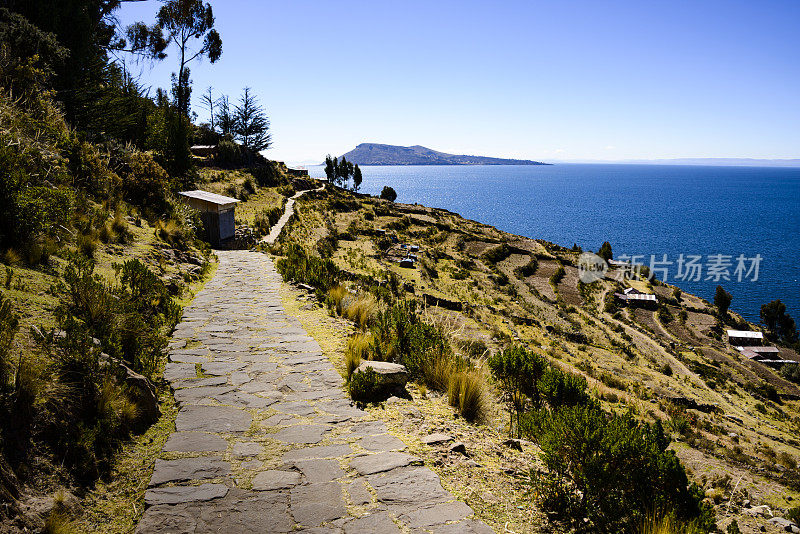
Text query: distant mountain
338 143 549 166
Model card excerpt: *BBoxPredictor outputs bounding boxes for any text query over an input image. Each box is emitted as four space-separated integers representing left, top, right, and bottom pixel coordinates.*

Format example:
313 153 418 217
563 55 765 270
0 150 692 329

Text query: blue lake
306 163 800 321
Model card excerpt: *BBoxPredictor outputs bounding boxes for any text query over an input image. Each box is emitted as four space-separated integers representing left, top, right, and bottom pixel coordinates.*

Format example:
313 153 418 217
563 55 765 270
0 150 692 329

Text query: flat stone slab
149 456 230 486
175 405 252 433
202 361 247 375
344 511 402 534
163 432 228 453
173 385 236 404
350 452 421 475
251 469 301 490
359 434 406 452
233 441 263 457
368 466 453 505
290 481 346 527
398 501 474 528
283 444 353 461
422 433 454 445
272 400 317 416
138 490 292 534
144 483 228 506
291 459 345 484
273 424 329 444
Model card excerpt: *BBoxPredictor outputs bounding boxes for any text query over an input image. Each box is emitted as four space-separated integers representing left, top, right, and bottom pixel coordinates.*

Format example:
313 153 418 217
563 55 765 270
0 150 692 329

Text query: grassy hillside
252 183 800 533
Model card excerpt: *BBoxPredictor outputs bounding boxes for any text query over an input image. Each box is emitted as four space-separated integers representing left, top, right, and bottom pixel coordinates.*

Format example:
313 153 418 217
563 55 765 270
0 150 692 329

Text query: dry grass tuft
447 369 487 422
342 294 378 330
345 333 371 380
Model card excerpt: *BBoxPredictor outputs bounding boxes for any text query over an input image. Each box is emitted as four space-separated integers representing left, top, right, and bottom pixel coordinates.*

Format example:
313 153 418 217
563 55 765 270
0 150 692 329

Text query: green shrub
540 366 589 409
119 151 171 214
276 244 340 292
599 372 627 391
522 404 713 533
550 264 566 286
658 305 674 324
349 367 381 402
0 292 19 391
368 300 453 385
515 256 538 277
380 186 397 202
214 138 243 168
483 243 512 264
488 345 548 436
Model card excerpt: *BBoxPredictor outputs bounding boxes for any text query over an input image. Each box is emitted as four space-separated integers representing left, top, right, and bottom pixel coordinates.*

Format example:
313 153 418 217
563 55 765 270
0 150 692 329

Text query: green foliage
540 365 589 409
380 186 397 202
349 366 381 402
515 256 538 277
760 299 799 345
119 151 172 214
368 299 452 382
598 241 613 261
522 404 713 533
714 285 732 317
215 138 243 167
233 87 271 153
488 345 547 436
276 244 340 293
657 304 674 324
726 519 741 534
0 291 19 391
786 506 800 526
483 243 512 264
781 363 800 384
550 264 566 286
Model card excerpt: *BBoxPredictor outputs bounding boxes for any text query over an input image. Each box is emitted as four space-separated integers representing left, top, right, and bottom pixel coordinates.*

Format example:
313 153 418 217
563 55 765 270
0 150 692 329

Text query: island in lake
339 142 550 166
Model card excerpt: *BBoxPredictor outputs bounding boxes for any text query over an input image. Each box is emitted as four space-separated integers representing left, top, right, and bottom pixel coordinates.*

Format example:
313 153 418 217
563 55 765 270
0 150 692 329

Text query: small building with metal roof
726 329 764 346
178 190 240 247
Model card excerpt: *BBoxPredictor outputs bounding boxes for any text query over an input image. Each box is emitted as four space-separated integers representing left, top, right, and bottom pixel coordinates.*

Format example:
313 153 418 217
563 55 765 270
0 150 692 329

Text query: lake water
306 163 800 322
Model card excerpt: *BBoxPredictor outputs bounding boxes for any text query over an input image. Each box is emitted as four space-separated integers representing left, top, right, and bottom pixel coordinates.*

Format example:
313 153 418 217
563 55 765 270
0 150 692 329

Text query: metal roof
625 293 657 301
179 190 240 206
726 330 763 339
750 346 780 353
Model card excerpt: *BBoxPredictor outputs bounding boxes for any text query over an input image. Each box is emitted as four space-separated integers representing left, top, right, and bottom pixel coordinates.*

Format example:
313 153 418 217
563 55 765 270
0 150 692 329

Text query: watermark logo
578 252 608 283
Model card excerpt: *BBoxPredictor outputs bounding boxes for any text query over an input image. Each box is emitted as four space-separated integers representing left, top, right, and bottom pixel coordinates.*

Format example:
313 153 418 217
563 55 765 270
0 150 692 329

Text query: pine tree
353 164 362 192
233 87 271 153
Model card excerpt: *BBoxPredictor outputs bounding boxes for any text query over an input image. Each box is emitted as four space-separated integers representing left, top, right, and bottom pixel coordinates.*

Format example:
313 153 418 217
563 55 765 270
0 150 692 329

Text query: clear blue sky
117 1 800 165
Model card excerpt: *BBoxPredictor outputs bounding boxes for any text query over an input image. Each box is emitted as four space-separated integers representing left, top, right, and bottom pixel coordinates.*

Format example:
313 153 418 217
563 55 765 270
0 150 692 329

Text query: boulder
449 442 468 455
119 363 160 422
353 361 408 391
422 433 453 445
745 505 773 518
769 517 800 533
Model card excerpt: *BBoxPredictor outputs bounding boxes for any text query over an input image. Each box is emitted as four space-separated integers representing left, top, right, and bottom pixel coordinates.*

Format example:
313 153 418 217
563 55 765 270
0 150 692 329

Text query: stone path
136 250 491 533
263 185 324 245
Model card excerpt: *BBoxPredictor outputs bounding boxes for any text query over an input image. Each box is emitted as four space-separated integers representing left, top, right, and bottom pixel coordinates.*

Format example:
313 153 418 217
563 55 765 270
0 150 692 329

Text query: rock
503 438 523 451
359 434 406 452
116 363 160 422
353 361 408 390
350 452 422 475
290 481 346 527
344 511 401 533
769 517 800 533
449 442 468 455
422 433 453 445
251 470 301 491
745 505 773 517
144 483 228 506
163 432 228 453
149 457 230 486
385 395 404 405
397 501 473 529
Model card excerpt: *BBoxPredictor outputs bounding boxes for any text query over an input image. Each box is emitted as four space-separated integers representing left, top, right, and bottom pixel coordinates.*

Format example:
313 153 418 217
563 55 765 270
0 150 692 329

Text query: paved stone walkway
136 251 491 533
263 185 324 245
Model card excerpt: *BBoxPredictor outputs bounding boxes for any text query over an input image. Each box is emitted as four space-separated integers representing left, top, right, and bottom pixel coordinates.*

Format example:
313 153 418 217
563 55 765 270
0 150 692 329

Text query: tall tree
233 87 271 152
156 0 222 115
761 300 799 344
353 164 362 192
598 241 613 261
714 285 732 317
215 95 234 136
200 86 217 131
324 155 336 185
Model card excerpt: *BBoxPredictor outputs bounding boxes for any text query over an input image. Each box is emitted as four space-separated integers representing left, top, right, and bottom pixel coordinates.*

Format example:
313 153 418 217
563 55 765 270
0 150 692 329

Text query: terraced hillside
259 183 800 532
